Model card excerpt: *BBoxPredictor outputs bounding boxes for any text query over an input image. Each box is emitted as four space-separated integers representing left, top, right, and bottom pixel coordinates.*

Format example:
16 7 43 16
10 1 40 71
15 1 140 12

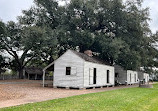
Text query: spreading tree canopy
16 0 158 71
0 21 57 78
1 0 158 77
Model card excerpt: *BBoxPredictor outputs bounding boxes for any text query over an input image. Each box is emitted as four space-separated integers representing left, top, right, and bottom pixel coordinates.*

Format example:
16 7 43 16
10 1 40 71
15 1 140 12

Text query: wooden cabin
114 65 138 85
43 50 115 89
138 71 149 83
24 67 43 80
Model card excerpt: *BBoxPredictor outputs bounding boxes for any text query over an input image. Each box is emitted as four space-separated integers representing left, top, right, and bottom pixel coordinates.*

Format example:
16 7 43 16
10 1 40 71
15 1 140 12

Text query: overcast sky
0 0 157 33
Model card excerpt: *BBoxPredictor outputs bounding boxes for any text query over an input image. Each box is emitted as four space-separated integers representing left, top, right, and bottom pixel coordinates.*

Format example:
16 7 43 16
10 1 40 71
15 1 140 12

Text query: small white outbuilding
138 71 149 83
114 65 138 85
43 50 115 89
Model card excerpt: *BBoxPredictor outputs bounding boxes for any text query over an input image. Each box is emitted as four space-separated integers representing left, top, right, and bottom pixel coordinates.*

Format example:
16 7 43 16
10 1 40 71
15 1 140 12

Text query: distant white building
43 50 115 89
138 71 149 83
114 65 138 85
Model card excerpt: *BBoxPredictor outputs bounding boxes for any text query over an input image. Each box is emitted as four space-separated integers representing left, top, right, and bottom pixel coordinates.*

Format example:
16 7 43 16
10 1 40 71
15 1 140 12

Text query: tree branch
21 48 30 65
1 39 22 67
23 55 36 67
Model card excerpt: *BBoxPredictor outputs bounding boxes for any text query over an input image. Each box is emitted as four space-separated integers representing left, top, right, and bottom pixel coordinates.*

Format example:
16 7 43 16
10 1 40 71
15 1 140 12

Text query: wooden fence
0 74 53 80
0 74 19 80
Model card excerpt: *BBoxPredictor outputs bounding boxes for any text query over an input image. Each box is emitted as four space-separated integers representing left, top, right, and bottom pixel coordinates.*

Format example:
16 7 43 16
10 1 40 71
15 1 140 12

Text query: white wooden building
43 50 115 89
138 71 149 83
114 65 138 85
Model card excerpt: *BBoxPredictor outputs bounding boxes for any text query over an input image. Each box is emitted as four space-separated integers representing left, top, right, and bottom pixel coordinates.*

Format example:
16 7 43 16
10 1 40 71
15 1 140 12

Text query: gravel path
0 80 138 108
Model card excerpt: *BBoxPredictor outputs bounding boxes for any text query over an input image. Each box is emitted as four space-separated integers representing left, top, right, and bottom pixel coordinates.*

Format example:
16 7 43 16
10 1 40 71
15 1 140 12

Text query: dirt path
0 80 138 108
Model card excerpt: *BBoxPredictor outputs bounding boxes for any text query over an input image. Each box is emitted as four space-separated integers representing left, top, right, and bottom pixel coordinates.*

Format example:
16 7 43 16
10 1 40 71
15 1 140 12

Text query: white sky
0 0 157 33
143 0 158 33
0 0 33 22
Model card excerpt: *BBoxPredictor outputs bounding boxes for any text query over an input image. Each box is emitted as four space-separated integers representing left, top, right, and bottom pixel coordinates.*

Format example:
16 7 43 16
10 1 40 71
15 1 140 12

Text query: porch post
23 69 25 79
35 74 37 80
43 70 45 87
28 74 30 80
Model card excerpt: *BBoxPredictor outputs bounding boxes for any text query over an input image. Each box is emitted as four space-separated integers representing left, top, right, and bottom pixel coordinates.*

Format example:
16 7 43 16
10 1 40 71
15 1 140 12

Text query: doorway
93 68 96 84
89 68 97 85
107 70 110 83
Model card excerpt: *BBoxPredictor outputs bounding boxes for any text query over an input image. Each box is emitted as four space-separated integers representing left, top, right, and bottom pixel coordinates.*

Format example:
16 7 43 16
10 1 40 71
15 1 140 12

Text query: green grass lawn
1 84 158 111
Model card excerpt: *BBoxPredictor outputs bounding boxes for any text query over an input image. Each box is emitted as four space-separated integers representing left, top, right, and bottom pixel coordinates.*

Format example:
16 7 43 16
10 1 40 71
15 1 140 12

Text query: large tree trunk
18 68 24 79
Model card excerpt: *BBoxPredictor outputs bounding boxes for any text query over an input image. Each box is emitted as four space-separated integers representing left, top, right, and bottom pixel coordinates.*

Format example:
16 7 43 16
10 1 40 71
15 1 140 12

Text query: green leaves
0 19 58 78
1 0 158 75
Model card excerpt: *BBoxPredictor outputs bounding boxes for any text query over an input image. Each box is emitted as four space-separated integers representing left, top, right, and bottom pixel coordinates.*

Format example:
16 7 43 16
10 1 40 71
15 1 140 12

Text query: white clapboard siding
127 70 138 84
53 50 115 88
53 50 85 88
71 67 77 75
84 61 115 87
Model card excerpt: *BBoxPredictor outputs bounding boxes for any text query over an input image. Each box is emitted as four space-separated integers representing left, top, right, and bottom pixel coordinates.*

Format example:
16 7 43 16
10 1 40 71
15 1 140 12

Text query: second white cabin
115 65 138 85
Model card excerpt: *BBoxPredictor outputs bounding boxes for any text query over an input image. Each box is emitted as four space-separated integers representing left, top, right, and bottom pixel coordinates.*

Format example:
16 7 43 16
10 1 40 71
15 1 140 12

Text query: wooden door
89 68 94 85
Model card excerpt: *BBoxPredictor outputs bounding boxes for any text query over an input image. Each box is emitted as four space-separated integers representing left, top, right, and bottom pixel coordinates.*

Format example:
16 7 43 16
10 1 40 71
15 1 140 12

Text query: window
66 67 71 75
130 73 131 82
135 74 136 82
107 70 110 83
